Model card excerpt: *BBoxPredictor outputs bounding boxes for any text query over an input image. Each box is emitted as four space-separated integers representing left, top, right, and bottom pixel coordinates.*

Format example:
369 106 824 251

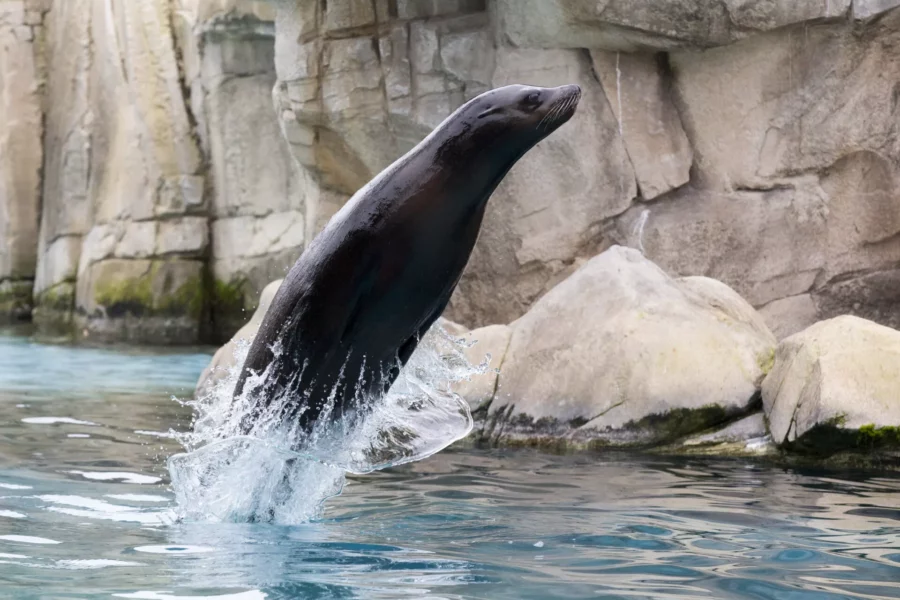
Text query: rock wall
0 0 45 321
1 0 899 342
269 0 900 335
26 0 301 342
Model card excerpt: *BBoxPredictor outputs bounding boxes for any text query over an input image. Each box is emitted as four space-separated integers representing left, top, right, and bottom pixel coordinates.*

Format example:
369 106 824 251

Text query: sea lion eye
522 92 542 110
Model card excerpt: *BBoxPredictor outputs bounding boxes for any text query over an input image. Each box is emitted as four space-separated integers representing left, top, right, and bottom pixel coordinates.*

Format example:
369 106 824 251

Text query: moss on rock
93 261 204 319
480 403 739 450
0 280 34 322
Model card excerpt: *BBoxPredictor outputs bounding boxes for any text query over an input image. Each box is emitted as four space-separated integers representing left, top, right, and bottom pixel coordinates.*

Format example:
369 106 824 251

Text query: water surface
1 330 899 599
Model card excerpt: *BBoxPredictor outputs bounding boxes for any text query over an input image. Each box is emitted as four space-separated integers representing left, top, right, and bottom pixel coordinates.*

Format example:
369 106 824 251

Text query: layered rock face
7 0 300 342
763 315 900 450
269 0 900 335
2 0 900 343
0 0 45 321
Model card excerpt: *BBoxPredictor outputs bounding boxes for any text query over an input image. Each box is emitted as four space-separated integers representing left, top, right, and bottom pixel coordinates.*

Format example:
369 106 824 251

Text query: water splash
168 324 487 525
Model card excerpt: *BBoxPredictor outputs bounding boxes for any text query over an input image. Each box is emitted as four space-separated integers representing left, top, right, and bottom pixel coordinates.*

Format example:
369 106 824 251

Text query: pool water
0 330 899 599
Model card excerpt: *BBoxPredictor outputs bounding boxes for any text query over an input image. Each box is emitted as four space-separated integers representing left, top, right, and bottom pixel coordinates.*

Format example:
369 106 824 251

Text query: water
1 329 899 599
168 326 481 524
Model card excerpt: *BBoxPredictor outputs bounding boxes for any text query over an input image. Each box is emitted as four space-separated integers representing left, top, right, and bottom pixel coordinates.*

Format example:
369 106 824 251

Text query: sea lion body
234 84 582 436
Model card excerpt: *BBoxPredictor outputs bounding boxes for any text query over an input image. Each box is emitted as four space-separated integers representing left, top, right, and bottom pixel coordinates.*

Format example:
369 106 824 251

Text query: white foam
0 483 32 490
0 510 26 519
67 433 91 438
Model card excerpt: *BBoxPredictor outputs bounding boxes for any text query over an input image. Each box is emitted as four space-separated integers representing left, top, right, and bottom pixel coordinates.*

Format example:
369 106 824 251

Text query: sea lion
234 83 582 437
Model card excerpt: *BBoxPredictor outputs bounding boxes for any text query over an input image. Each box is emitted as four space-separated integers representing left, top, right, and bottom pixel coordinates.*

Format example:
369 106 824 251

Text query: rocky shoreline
199 246 900 467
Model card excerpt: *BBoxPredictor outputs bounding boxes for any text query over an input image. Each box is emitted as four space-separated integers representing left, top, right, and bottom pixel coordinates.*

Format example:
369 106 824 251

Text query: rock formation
763 315 900 452
0 0 45 322
1 1 899 343
483 246 776 447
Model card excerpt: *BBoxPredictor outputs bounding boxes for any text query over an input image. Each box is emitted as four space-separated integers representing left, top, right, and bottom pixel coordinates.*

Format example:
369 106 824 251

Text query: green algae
94 263 204 319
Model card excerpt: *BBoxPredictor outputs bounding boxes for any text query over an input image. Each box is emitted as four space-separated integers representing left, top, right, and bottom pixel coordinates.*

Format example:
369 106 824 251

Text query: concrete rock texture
2 0 900 343
762 315 900 451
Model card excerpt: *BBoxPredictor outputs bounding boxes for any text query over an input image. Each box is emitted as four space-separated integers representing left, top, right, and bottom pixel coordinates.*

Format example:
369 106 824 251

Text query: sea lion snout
536 84 582 132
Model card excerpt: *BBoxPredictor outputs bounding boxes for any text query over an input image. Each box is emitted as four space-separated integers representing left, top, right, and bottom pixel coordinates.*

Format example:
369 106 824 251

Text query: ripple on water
67 471 162 485
113 592 266 600
0 535 61 545
21 417 98 426
38 495 168 525
133 545 217 555
2 332 900 599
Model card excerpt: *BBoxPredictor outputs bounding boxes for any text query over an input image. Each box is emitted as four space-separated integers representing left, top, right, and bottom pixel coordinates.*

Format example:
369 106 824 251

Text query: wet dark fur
234 84 583 435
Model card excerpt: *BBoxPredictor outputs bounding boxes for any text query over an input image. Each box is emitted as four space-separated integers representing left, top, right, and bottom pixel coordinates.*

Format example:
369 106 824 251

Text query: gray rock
759 294 820 341
670 19 900 190
0 5 42 318
853 0 900 19
487 246 776 447
681 412 770 447
613 175 900 333
590 51 692 200
762 315 900 448
495 0 850 52
75 258 205 344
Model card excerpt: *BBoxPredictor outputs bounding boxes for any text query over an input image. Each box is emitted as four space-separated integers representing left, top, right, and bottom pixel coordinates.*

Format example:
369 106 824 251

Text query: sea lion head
470 84 582 140
434 84 582 166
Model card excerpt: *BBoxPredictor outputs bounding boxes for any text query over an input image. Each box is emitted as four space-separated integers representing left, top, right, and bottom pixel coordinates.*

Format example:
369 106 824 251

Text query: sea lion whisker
537 105 556 130
539 98 565 130
540 101 564 131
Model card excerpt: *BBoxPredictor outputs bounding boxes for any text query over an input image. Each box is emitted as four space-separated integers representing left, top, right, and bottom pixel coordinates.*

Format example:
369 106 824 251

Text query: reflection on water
0 331 899 599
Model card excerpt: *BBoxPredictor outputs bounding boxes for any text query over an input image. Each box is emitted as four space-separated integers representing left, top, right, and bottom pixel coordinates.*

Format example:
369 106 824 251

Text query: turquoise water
1 330 899 599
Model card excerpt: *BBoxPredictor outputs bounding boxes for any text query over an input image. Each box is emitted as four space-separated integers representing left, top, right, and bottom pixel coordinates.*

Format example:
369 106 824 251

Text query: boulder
762 316 900 451
486 246 776 447
853 0 900 19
